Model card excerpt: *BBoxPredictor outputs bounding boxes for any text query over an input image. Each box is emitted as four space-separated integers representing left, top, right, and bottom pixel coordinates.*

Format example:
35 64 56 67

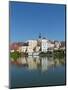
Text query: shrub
10 51 21 61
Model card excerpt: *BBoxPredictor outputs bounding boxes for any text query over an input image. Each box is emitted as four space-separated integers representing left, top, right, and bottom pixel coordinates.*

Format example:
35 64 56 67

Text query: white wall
20 46 27 52
27 46 33 53
41 39 48 52
28 40 37 48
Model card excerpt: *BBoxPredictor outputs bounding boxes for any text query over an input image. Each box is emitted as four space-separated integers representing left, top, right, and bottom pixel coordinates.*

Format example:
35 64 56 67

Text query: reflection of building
27 56 40 70
12 56 64 71
41 57 48 71
17 57 27 65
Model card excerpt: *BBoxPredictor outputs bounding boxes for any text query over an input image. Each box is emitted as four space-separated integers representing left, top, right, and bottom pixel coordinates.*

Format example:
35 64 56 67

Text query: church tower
39 33 42 39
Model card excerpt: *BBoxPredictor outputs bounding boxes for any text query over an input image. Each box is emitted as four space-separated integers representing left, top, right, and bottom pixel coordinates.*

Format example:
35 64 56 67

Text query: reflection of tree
37 58 41 69
59 58 65 66
54 58 65 67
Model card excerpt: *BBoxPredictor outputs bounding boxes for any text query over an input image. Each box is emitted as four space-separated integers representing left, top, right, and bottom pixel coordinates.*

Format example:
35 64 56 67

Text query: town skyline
10 2 65 43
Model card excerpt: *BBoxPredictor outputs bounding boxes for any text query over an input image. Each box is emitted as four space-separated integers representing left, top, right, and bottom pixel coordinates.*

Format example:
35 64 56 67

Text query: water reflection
11 56 65 72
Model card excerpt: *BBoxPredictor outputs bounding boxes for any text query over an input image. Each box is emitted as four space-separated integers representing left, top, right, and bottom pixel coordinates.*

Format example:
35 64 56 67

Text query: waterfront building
48 40 54 48
10 43 19 52
19 46 27 53
47 40 54 51
54 41 61 48
35 46 40 52
10 35 65 54
41 39 48 52
27 40 37 48
27 46 33 53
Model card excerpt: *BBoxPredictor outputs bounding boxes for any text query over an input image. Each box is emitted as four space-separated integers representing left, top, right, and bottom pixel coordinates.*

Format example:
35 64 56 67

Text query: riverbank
10 49 65 61
39 50 65 58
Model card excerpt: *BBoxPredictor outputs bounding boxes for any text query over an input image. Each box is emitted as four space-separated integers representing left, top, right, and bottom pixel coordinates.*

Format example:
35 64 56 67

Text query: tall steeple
39 33 41 39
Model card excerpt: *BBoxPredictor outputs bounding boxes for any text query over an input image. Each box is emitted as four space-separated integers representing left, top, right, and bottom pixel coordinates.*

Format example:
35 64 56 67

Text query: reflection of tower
41 57 48 71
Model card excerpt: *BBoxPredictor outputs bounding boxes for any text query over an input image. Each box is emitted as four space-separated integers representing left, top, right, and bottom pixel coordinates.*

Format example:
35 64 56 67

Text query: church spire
39 33 41 39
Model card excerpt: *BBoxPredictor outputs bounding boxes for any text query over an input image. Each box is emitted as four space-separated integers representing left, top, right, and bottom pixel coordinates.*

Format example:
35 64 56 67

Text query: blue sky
10 2 65 42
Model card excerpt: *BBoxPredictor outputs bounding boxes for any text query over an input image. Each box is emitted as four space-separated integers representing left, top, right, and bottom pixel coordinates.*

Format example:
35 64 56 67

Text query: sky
10 1 65 43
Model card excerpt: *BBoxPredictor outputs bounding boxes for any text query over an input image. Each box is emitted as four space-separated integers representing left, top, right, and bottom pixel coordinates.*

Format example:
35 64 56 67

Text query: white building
41 39 48 52
27 40 37 48
54 41 61 48
27 40 38 54
19 40 38 54
48 41 54 48
35 46 40 52
18 37 63 54
47 41 54 51
19 46 27 53
27 46 33 53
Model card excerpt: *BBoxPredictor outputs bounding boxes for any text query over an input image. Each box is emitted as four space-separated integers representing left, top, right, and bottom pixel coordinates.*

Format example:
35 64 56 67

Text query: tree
10 51 21 61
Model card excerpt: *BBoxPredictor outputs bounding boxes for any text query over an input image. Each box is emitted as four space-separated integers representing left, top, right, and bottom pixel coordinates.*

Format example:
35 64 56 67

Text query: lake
9 56 66 88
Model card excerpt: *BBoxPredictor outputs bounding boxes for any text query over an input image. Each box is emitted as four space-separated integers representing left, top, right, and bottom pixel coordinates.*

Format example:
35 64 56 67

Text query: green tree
10 51 21 61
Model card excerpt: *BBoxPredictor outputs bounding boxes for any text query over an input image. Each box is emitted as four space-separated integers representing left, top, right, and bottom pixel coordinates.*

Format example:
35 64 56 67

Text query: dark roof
23 42 28 46
17 42 29 46
43 37 46 39
17 42 24 46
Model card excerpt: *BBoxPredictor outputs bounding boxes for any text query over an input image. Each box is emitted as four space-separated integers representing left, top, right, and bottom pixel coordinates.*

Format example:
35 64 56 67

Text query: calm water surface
10 56 66 88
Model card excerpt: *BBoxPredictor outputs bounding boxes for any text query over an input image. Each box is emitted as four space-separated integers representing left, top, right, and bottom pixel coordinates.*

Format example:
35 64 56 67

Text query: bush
47 51 52 54
53 50 64 59
10 51 21 61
